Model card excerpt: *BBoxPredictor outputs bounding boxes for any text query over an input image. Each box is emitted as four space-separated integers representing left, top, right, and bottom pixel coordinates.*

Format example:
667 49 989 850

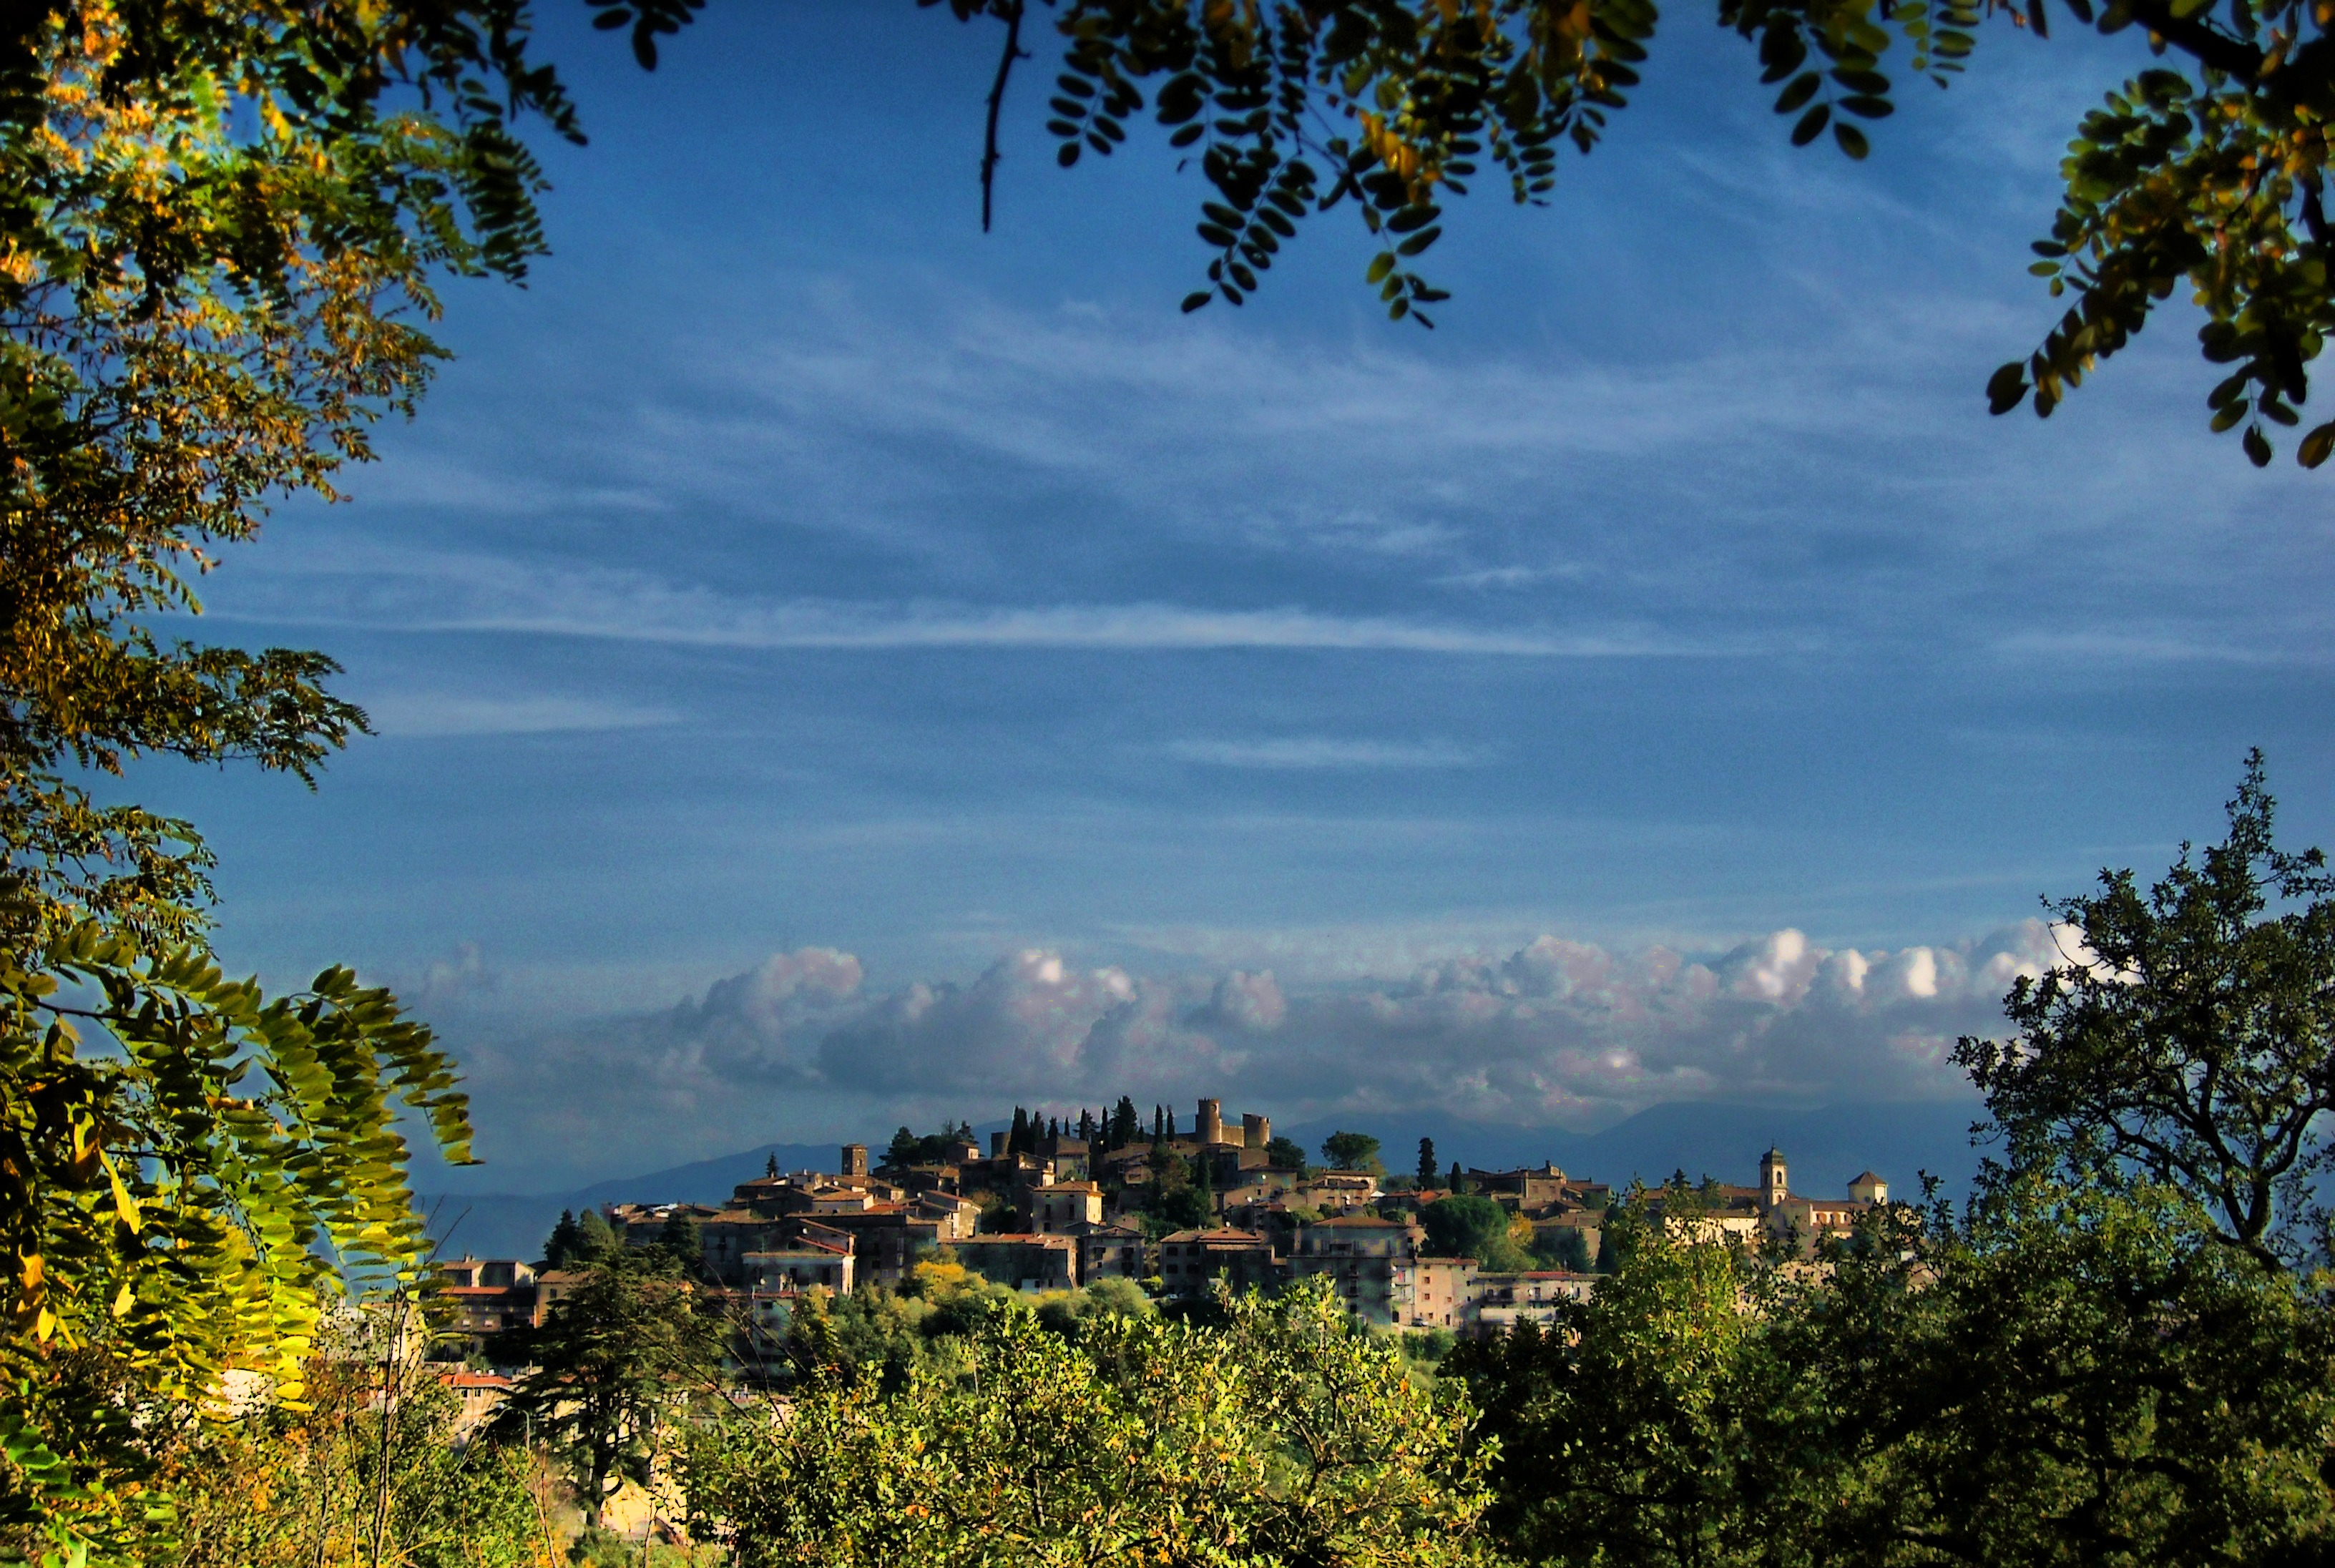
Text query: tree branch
982 1 1029 234
2113 0 2268 79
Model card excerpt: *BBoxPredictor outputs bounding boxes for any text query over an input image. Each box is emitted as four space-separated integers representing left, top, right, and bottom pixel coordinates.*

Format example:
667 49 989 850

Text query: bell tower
1759 1147 1788 1211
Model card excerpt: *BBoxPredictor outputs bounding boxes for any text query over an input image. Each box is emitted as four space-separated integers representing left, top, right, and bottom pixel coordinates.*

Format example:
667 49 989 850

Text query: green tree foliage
0 3 596 956
1265 1133 1308 1170
1957 750 2335 1272
542 1208 584 1269
149 1343 543 1568
1453 1182 2335 1567
0 932 471 1561
1420 1195 1531 1270
1792 1175 2335 1567
776 1261 1157 1395
0 3 638 1554
1450 1205 1755 1567
886 1125 921 1168
1146 1147 1210 1230
1321 1130 1384 1172
887 1 2335 467
1446 760 2335 1568
778 1281 942 1393
1535 1225 1592 1273
685 1278 1495 1568
1417 1135 1439 1187
495 1250 725 1531
881 1121 978 1169
655 1209 705 1275
574 1208 620 1262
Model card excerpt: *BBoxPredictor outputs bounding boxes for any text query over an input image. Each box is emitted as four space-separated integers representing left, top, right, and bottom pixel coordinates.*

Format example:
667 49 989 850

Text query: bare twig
982 1 1029 232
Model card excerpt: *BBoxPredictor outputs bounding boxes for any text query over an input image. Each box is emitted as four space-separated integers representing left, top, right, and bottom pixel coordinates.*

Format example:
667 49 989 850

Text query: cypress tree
575 1209 620 1262
1417 1137 1438 1187
542 1208 582 1269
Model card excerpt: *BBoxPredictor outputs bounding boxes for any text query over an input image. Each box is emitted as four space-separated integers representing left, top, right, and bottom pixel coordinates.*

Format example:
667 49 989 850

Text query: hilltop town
439 1096 1897 1358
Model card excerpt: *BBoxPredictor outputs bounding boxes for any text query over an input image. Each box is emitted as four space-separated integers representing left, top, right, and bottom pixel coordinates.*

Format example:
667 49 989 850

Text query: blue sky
135 4 2335 1190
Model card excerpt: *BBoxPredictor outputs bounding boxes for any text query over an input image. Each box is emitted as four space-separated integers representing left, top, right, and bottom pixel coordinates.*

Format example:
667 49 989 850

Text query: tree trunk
587 1453 610 1532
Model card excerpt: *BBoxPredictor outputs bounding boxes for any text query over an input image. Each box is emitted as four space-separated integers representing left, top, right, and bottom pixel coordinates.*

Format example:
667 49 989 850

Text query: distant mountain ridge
416 1099 1991 1262
1278 1099 1988 1200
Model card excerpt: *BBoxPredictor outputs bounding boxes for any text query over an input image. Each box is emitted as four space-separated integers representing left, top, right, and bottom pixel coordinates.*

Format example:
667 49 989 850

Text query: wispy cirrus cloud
360 690 682 738
1158 736 1493 769
205 544 1731 657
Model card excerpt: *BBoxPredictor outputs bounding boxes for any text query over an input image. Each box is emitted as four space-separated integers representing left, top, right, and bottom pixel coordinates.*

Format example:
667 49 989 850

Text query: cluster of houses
436 1099 1895 1353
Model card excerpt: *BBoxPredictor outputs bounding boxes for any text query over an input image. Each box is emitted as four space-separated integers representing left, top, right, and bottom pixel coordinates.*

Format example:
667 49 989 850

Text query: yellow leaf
101 1153 141 1231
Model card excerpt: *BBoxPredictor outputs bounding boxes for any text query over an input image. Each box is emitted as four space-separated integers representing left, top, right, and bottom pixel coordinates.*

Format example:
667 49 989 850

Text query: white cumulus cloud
446 921 2075 1182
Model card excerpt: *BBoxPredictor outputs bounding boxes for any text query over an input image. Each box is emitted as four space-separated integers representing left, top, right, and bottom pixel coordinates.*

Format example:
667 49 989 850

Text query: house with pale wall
953 1233 1080 1292
1157 1228 1279 1298
1470 1271 1599 1334
1287 1215 1422 1326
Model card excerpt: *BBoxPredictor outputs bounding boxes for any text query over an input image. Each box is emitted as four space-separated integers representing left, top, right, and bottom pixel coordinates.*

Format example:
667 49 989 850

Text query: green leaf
1834 122 1871 159
1775 73 1823 114
1986 362 2028 415
2296 421 2335 467
2243 424 2273 465
1792 104 1832 146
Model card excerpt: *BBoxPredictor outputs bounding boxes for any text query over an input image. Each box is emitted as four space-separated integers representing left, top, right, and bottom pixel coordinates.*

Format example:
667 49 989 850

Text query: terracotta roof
1306 1215 1411 1228
1159 1228 1267 1244
1849 1170 1886 1185
744 1240 851 1258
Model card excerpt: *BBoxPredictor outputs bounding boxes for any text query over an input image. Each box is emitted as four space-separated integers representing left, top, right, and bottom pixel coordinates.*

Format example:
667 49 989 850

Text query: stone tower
1243 1112 1271 1150
1759 1147 1788 1211
1195 1097 1225 1146
840 1142 868 1177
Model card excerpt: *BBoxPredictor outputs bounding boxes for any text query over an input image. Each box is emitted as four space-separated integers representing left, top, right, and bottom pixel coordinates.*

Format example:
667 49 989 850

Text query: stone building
953 1233 1080 1292
1286 1215 1424 1326
1157 1227 1279 1298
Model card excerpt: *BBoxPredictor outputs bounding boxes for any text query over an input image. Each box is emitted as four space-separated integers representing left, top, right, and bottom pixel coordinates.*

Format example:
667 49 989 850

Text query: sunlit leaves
686 1279 1498 1568
1978 4 2335 466
0 4 597 957
0 923 467 1560
0 9 567 1552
